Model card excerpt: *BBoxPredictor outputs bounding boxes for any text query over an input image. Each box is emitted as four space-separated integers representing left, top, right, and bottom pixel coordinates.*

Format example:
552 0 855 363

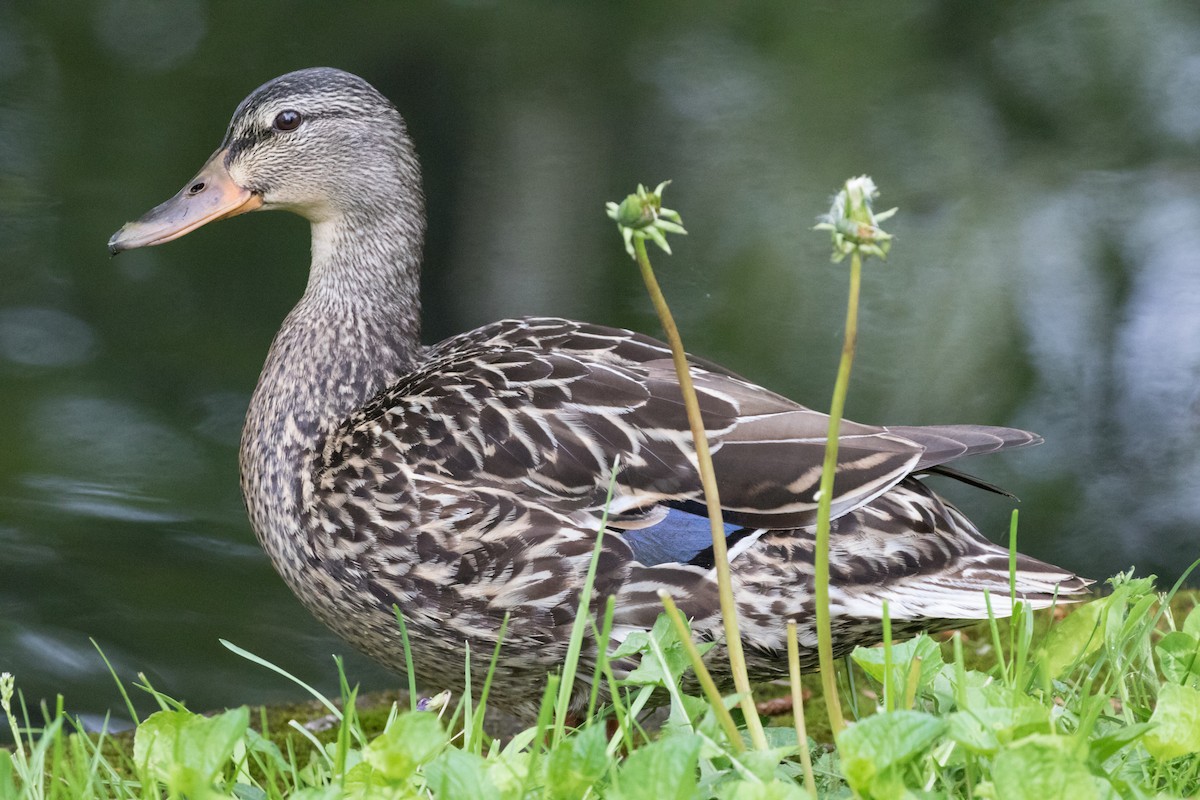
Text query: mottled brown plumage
110 68 1090 717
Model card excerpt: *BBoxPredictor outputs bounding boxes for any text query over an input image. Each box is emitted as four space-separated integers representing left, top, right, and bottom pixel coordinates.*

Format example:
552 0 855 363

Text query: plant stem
904 656 922 711
814 248 863 737
660 591 745 753
787 621 818 798
632 237 768 751
882 599 893 713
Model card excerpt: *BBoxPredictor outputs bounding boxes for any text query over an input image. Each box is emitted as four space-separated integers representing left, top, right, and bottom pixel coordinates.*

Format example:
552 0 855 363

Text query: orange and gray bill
108 148 263 255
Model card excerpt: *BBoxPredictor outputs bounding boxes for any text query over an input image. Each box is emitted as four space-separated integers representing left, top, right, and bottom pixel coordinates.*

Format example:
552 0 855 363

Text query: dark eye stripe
225 131 267 164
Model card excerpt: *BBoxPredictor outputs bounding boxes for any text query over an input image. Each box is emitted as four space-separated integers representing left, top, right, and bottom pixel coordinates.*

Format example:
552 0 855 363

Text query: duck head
109 67 423 254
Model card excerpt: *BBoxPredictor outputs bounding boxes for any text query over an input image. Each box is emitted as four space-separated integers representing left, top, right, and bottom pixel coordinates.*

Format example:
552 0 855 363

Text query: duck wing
322 317 1035 534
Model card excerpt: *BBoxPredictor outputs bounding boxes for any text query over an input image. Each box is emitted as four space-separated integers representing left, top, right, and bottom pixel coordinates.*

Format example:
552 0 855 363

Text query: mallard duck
109 68 1088 717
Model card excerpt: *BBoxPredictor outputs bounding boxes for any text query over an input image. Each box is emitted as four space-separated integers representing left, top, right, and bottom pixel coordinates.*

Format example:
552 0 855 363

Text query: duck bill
108 149 263 255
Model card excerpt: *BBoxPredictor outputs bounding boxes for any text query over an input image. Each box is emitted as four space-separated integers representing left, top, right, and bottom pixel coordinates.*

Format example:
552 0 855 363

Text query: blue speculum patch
617 505 748 567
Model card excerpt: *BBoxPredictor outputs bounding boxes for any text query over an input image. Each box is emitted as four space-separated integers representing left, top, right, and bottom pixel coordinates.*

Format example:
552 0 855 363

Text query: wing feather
330 318 1041 530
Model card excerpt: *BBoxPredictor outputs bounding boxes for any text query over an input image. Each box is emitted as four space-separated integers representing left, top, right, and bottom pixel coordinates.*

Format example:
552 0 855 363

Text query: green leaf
734 748 797 783
757 725 802 751
1114 594 1158 644
232 783 266 800
425 748 501 800
1093 573 1156 657
851 634 943 698
0 750 14 800
286 788 340 800
488 748 530 797
945 710 1000 755
947 681 1051 750
544 723 609 800
134 707 249 793
1183 604 1200 638
1144 682 1200 760
363 711 447 782
1157 631 1200 688
341 761 398 800
662 693 710 737
613 733 702 800
1037 596 1105 679
929 664 990 714
615 614 711 687
717 778 811 800
837 710 946 792
610 629 650 660
1087 721 1154 765
991 736 1099 800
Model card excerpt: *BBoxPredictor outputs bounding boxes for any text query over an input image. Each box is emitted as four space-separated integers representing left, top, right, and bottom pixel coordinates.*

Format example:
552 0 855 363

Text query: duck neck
304 204 425 342
239 204 424 559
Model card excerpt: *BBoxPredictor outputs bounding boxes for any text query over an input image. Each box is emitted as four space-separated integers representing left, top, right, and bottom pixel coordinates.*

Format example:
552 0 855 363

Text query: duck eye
272 110 302 132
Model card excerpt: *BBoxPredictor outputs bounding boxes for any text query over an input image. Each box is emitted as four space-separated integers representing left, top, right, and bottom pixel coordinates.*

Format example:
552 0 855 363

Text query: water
2 1 1199 723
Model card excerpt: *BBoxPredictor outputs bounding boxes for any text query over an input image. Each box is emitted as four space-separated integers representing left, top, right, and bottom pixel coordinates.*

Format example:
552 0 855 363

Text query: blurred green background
2 1 1199 726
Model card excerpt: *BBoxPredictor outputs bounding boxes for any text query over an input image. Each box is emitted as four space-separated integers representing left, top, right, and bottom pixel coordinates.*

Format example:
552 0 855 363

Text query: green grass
4 582 1200 798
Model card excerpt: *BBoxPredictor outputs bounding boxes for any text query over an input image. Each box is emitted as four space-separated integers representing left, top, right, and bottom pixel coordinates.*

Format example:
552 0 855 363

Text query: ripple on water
75 714 134 735
0 524 60 565
20 475 190 524
176 531 263 560
28 395 207 488
0 307 95 367
15 628 103 680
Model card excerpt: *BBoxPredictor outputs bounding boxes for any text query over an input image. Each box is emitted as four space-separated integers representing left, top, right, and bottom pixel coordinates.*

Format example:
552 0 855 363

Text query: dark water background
2 2 1199 726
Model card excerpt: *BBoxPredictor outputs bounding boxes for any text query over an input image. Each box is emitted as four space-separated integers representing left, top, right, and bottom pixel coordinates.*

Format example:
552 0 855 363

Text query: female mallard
110 68 1088 716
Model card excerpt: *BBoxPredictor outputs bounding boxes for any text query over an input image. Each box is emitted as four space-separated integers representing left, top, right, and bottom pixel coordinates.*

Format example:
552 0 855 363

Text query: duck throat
239 208 423 573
